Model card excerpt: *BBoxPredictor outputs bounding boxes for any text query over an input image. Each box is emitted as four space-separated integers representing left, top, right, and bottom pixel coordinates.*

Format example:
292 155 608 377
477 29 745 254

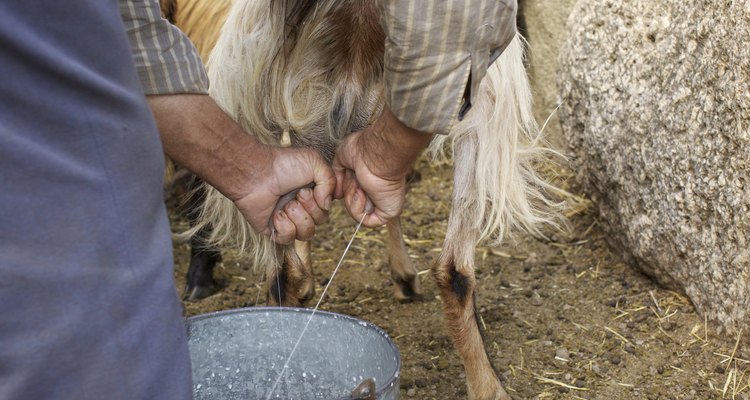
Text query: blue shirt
0 1 191 399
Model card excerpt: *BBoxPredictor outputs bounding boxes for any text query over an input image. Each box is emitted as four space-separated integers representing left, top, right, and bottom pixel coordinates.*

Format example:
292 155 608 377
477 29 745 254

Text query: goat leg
386 218 421 302
433 251 510 400
266 241 315 306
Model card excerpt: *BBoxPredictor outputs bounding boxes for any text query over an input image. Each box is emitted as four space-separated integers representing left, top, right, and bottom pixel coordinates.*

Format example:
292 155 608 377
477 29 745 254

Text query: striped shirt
120 0 208 95
379 0 517 135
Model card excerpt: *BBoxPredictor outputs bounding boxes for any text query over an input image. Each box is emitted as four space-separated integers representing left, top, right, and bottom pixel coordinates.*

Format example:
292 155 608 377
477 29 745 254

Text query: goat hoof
183 283 220 301
392 277 422 303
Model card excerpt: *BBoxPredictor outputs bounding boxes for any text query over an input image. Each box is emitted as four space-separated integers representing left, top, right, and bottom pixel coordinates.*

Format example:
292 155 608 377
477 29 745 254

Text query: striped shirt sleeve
378 0 517 135
120 0 209 95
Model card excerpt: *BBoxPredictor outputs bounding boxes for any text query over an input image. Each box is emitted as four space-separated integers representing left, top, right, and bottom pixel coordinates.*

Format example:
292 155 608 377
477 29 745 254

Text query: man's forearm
361 105 433 181
147 93 270 201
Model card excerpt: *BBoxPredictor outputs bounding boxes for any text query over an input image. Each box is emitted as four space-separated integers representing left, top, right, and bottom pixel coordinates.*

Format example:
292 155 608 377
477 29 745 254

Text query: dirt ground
169 155 748 400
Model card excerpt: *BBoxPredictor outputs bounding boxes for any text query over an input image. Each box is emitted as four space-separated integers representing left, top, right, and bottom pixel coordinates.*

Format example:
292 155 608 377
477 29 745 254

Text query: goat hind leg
387 218 422 302
433 135 510 400
433 228 510 400
266 241 315 306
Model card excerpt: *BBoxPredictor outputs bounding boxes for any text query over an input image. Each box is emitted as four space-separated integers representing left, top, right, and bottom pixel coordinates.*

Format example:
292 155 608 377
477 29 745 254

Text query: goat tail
430 34 566 247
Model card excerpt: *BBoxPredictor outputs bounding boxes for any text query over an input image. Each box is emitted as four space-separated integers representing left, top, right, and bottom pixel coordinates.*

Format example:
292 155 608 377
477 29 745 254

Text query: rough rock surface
557 0 750 336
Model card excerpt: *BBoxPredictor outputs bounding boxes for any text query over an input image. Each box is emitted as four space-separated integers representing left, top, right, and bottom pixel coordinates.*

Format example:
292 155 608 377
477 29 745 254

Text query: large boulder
557 0 750 336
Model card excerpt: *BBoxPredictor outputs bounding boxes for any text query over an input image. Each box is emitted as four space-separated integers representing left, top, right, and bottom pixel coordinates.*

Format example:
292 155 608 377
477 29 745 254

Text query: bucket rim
186 306 402 399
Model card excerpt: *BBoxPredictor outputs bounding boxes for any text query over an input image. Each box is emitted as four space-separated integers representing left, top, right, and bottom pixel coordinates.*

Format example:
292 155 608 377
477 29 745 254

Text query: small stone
591 363 601 374
575 379 586 388
715 365 726 374
556 348 570 361
633 313 648 323
530 291 544 306
624 344 637 355
610 355 622 365
407 388 416 397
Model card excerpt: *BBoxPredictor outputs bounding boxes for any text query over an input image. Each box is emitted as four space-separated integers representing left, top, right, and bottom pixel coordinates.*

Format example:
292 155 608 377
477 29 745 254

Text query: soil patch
170 157 747 399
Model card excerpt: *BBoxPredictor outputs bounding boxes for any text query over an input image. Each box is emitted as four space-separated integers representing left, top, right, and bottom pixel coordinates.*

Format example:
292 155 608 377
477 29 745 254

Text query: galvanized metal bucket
187 307 401 399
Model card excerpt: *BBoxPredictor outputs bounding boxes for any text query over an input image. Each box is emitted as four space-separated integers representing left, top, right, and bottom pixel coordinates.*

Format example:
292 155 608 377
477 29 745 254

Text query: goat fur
195 0 562 272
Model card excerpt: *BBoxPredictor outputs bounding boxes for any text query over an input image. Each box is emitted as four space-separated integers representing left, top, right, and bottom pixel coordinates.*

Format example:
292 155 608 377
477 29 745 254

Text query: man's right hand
332 105 432 228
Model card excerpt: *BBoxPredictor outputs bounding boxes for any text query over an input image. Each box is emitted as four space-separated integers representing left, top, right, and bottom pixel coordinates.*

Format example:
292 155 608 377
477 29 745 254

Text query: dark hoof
393 276 423 303
183 283 220 301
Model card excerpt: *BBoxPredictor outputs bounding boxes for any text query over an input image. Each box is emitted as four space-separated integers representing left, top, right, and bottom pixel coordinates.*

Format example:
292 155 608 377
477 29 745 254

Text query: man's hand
232 145 335 243
148 94 335 244
333 105 432 227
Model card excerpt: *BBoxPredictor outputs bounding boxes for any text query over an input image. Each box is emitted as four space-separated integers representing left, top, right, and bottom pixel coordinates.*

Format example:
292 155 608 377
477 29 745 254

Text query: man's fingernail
299 188 312 200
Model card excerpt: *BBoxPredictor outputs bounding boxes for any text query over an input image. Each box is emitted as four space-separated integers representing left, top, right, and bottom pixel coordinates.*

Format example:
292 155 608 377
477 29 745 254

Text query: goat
187 1 562 398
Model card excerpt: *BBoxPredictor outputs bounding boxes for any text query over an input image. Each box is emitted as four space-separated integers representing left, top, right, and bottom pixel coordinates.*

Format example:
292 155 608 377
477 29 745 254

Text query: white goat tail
430 35 565 247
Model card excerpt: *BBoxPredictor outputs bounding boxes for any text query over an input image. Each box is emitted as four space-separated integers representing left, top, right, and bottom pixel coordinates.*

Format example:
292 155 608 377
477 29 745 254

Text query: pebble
633 312 649 323
556 348 570 361
624 344 637 355
406 388 416 397
591 363 609 375
610 355 622 365
575 379 586 388
530 291 544 306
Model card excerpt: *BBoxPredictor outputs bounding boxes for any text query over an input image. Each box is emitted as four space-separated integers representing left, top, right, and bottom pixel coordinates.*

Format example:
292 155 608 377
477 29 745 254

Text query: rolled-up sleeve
378 0 517 135
120 0 208 95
